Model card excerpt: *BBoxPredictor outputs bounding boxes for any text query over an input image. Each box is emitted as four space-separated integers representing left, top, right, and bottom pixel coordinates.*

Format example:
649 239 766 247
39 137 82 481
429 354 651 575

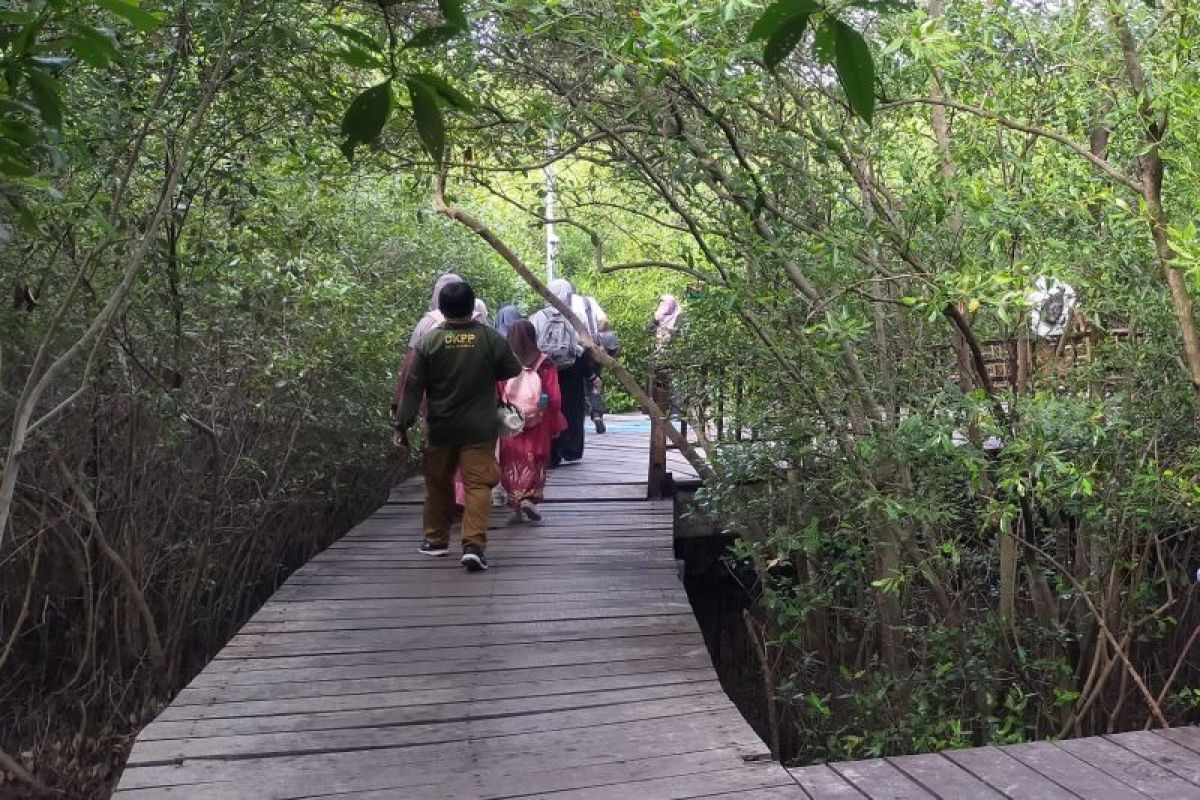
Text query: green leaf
403 25 461 49
94 0 163 33
24 67 62 129
65 23 119 68
13 13 47 55
409 72 475 111
340 80 393 159
0 117 41 147
763 13 810 72
325 23 383 53
830 18 875 123
813 17 835 64
438 0 468 31
333 47 387 70
407 77 445 165
747 0 820 42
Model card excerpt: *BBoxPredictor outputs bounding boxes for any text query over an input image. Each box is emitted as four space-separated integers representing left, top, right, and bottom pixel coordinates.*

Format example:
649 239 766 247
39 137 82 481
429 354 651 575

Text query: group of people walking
391 274 614 572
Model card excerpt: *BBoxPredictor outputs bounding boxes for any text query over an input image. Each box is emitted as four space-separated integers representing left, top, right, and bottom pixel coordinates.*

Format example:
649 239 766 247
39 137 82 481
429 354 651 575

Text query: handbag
496 401 525 438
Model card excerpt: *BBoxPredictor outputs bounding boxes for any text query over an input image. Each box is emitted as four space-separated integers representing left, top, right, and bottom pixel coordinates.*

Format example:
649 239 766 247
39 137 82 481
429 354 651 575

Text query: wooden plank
266 576 685 602
121 709 767 793
193 633 710 684
512 764 797 800
237 604 693 633
136 683 729 742
118 749 773 800
1157 726 1200 759
1114 729 1200 786
694 790 805 800
1055 735 1200 798
368 502 674 515
941 746 1079 799
173 653 713 706
243 591 681 620
222 614 697 650
388 484 651 502
214 615 700 659
786 765 866 798
887 753 1004 799
1002 742 1149 799
128 697 743 765
829 758 937 799
287 559 680 577
156 668 721 721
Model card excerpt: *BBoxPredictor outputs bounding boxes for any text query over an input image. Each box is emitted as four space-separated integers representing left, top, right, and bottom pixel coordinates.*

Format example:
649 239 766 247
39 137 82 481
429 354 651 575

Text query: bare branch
601 260 723 285
879 97 1141 193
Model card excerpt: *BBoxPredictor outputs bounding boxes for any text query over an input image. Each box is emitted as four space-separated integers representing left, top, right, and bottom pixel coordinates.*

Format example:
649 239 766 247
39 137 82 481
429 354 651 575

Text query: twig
0 745 54 797
1010 529 1169 728
56 457 167 674
1149 598 1200 727
743 610 781 759
0 532 42 672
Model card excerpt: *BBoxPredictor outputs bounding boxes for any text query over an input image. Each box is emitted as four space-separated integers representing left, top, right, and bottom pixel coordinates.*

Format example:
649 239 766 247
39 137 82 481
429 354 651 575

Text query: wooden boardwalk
113 416 1200 799
113 417 793 798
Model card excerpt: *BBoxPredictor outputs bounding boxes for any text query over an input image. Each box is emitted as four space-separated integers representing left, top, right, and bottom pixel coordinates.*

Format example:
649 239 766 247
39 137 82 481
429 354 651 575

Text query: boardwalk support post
648 367 670 499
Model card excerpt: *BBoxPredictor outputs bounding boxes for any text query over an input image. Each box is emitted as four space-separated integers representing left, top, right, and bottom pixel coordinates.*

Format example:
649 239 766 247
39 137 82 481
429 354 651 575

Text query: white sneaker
492 487 508 507
521 500 542 522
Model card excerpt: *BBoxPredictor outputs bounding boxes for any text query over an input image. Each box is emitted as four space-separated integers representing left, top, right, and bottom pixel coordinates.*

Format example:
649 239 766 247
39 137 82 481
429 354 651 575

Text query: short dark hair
438 280 475 319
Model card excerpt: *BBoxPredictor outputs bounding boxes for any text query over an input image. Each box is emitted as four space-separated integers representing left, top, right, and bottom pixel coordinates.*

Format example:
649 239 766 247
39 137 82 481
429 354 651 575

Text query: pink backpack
503 356 545 428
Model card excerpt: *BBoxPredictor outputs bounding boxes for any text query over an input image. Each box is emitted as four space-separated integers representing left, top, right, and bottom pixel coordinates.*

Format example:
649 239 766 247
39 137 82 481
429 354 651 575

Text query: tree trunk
1109 3 1200 400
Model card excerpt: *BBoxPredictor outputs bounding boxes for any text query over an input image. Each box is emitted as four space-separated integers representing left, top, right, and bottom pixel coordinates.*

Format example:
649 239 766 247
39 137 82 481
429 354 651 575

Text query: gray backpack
582 299 619 355
538 310 578 368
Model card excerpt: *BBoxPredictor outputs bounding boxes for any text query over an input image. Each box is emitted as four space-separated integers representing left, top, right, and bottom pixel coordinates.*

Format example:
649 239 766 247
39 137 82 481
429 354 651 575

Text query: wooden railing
646 360 745 499
647 366 671 499
643 325 1139 497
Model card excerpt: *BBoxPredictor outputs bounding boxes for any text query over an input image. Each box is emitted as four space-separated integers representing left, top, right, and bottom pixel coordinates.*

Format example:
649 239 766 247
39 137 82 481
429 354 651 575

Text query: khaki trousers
423 439 499 551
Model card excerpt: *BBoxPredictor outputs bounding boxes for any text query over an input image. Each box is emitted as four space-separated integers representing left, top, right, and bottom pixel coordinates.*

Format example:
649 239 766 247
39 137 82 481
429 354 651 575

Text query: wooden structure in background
980 321 1137 391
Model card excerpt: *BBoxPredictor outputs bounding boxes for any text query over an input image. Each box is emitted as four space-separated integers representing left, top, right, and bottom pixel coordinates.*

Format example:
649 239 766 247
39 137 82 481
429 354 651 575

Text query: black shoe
419 541 449 557
461 546 489 572
593 418 607 434
520 500 542 522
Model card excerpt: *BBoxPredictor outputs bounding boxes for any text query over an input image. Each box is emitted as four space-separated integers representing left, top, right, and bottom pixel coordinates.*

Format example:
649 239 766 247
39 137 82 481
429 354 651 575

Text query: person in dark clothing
394 281 522 571
570 290 612 435
552 357 588 466
530 279 588 466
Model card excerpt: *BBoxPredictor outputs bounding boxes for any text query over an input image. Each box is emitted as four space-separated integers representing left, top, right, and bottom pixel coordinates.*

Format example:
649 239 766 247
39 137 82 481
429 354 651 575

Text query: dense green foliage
4 0 1200 794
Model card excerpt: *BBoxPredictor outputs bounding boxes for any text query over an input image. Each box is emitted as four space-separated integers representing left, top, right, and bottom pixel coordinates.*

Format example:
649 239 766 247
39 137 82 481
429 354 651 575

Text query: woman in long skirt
500 320 566 522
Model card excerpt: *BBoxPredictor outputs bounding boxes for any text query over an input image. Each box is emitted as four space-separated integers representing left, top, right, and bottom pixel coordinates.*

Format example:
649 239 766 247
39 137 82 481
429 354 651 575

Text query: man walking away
395 281 522 572
391 273 462 416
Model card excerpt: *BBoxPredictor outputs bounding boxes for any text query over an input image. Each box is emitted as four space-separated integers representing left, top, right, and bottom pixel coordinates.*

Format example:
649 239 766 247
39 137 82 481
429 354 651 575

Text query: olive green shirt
396 320 522 446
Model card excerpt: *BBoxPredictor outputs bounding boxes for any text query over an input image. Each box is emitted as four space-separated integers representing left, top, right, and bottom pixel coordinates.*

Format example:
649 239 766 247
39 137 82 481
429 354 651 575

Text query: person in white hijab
651 294 682 346
567 283 611 435
473 298 489 326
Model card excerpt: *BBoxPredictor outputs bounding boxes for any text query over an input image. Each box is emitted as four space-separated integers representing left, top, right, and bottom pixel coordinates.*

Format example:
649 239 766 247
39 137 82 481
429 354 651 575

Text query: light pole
545 132 558 283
